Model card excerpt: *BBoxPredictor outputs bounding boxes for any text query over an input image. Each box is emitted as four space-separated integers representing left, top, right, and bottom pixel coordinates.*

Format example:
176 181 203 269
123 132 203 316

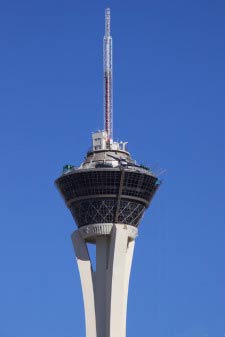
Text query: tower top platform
59 130 156 175
55 131 160 231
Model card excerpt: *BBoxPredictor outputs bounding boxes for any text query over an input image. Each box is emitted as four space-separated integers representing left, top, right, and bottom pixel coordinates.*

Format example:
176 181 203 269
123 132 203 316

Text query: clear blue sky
0 0 225 336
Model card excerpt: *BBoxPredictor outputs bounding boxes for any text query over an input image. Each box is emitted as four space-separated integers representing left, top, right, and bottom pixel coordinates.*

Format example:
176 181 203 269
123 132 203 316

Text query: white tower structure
55 8 160 337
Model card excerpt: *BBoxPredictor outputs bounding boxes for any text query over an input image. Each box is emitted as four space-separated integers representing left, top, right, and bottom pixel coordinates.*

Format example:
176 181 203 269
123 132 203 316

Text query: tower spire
104 8 113 141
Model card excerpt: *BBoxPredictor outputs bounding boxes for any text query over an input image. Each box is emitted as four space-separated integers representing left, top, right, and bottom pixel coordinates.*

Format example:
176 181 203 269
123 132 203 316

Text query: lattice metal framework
70 198 145 228
104 8 113 140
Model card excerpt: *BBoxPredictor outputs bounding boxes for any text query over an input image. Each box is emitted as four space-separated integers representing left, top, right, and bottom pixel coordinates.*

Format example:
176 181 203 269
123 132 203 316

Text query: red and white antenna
104 8 113 141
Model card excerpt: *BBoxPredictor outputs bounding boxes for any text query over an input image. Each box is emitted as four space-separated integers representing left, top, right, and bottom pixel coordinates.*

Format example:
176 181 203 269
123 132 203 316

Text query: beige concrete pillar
71 231 97 337
71 224 137 337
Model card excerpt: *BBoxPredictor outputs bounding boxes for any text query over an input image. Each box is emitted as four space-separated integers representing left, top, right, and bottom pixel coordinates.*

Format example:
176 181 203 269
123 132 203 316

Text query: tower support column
71 224 137 337
71 231 97 337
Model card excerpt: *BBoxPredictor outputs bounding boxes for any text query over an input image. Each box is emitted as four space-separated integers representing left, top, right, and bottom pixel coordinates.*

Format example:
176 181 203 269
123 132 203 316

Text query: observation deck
55 131 160 230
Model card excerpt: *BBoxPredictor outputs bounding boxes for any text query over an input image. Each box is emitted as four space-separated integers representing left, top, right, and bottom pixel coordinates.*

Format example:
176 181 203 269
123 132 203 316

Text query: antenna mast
104 8 113 141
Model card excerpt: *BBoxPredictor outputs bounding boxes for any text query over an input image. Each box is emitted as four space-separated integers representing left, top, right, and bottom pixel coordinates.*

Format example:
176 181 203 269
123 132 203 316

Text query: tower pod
56 147 160 230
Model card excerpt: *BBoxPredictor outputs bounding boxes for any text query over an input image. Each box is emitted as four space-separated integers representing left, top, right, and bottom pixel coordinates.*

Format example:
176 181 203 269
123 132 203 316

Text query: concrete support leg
107 225 135 337
71 231 97 337
71 224 136 337
95 237 108 337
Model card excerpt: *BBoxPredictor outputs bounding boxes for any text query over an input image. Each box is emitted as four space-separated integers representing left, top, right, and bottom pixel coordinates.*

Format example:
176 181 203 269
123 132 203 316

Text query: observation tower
55 8 160 337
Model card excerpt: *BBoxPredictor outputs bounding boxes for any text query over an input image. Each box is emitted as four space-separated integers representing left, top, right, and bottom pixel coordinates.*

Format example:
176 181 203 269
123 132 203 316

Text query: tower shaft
72 224 136 337
104 8 113 141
